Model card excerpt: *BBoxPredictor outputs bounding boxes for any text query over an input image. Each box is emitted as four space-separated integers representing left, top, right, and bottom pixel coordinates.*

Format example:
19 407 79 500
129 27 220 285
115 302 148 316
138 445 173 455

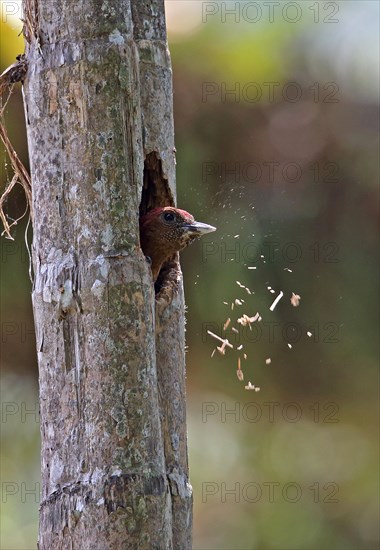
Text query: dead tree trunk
22 0 192 547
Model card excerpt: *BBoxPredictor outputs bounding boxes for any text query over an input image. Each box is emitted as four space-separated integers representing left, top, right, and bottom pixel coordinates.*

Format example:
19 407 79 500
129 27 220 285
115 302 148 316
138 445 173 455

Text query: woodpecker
140 206 216 281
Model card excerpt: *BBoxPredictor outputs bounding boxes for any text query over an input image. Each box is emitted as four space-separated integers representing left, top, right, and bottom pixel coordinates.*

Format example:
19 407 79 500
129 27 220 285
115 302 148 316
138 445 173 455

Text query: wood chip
223 318 231 331
237 313 260 326
237 357 244 381
245 381 260 391
290 292 301 307
269 291 283 311
217 345 226 355
207 330 234 349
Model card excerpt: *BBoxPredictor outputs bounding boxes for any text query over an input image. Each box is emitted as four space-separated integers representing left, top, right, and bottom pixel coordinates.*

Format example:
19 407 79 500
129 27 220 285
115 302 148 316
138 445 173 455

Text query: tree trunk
22 0 192 547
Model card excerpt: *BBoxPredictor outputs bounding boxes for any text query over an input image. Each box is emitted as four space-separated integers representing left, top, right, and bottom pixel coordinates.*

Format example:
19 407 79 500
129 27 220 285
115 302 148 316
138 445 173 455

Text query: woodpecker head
140 206 216 281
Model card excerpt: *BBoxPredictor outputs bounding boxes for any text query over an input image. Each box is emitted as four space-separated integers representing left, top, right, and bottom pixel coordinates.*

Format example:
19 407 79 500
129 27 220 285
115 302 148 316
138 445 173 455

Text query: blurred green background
1 1 379 549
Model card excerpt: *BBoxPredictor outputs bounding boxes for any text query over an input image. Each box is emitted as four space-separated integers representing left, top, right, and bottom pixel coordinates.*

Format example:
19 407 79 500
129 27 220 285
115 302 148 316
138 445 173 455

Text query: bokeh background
1 1 379 548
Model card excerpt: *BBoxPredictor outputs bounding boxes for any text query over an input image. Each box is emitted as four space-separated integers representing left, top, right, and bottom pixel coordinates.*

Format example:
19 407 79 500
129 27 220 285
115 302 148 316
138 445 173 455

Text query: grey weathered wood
22 0 192 547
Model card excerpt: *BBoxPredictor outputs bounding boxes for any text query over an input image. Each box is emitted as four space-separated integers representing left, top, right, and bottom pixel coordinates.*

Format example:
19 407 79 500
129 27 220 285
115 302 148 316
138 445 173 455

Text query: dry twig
0 55 31 239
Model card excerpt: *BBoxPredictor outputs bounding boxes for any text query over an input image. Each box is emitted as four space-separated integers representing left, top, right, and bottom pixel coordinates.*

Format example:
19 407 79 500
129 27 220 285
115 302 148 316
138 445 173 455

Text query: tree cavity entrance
140 152 179 295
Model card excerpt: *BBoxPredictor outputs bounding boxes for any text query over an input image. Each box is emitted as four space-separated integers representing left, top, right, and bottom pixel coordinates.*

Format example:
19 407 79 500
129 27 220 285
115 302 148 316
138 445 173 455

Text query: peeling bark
22 0 192 547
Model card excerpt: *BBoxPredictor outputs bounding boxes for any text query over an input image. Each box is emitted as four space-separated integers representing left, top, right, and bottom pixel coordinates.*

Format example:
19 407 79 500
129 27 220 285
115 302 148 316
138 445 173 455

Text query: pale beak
184 221 217 235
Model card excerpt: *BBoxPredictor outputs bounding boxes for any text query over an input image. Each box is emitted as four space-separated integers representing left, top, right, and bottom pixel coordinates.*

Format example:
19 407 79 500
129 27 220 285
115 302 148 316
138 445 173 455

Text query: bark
22 0 192 547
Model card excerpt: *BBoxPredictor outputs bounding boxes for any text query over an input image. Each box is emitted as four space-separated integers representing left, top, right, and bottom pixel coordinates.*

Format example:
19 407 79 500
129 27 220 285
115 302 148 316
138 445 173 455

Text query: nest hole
140 152 180 294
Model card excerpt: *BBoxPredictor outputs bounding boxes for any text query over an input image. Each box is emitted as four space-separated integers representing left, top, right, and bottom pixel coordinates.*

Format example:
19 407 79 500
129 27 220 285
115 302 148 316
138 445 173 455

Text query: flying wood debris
237 313 260 327
223 318 231 331
208 255 306 391
207 330 233 349
245 382 260 391
236 280 253 295
236 357 244 381
269 291 284 311
290 292 301 307
217 344 226 355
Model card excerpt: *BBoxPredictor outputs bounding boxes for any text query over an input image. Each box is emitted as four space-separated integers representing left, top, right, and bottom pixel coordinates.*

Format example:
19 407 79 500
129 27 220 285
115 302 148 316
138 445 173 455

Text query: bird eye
163 211 175 222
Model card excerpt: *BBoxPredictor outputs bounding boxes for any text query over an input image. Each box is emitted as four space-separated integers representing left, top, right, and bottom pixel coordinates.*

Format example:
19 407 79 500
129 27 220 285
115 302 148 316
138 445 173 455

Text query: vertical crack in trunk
140 152 180 297
140 151 174 216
